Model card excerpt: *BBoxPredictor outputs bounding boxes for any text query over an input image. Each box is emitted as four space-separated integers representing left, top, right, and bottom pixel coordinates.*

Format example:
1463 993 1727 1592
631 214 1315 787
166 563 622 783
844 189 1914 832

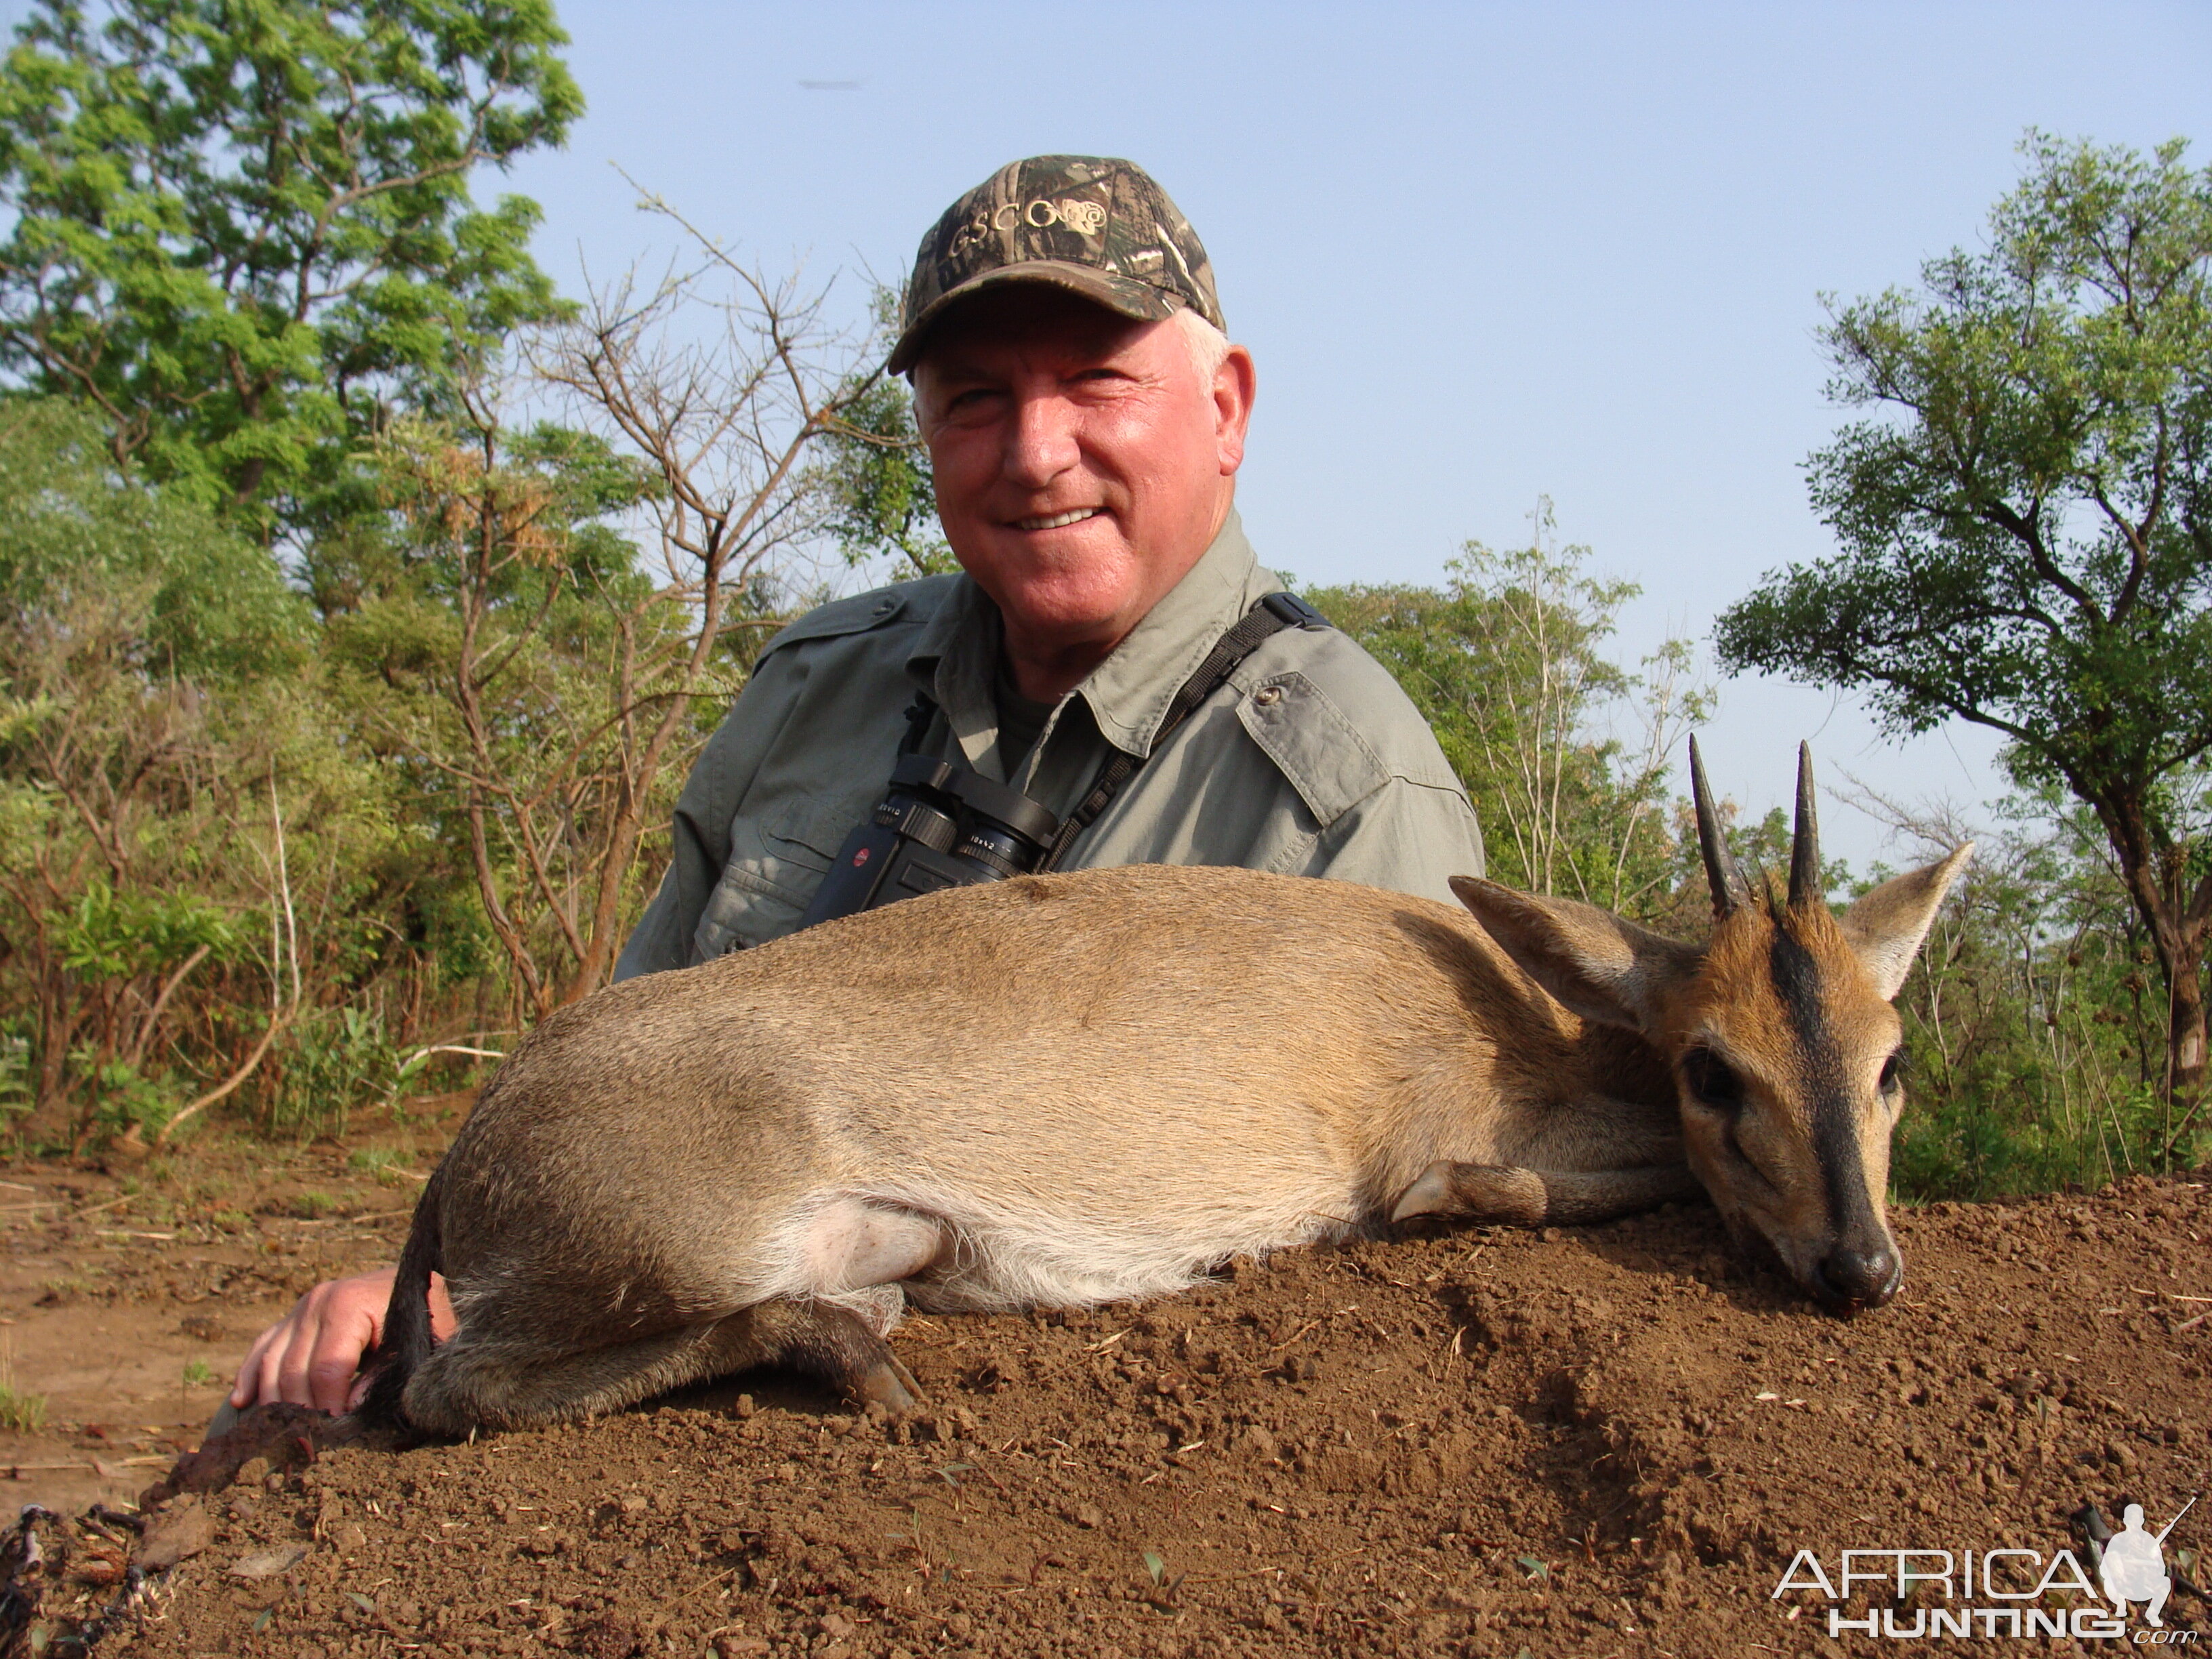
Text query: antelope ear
1450 876 1700 1033
1839 843 1973 999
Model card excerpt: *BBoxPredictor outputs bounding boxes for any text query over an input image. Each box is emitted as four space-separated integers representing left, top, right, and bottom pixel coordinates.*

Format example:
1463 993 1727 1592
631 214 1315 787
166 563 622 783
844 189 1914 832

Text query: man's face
913 286 1255 674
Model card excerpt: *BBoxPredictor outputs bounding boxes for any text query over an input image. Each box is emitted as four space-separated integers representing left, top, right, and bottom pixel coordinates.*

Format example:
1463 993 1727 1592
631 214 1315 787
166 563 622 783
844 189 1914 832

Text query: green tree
817 374 958 579
334 404 671 1021
325 219 897 1021
1715 132 2212 1125
1311 508 1708 920
0 0 579 536
0 400 407 1147
813 291 958 580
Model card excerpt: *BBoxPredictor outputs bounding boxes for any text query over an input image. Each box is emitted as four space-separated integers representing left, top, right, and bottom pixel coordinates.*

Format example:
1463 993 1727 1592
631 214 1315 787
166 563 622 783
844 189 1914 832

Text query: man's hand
229 1267 455 1416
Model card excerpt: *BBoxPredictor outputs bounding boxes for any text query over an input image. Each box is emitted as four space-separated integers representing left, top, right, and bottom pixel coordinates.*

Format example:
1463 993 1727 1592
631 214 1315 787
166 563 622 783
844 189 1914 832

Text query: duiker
364 741 1967 1434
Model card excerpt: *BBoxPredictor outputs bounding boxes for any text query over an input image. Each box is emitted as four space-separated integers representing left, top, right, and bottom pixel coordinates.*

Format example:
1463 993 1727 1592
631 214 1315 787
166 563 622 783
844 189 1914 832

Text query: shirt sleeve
1296 775 1488 907
613 655 810 981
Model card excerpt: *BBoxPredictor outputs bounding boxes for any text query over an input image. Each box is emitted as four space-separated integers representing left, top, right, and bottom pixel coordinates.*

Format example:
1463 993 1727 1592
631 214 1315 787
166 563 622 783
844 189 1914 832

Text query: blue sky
490 1 2209 868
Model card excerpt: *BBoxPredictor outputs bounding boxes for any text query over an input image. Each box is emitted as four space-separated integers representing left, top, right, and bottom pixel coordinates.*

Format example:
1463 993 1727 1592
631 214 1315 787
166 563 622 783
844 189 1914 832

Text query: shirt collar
904 508 1278 764
905 576 1002 769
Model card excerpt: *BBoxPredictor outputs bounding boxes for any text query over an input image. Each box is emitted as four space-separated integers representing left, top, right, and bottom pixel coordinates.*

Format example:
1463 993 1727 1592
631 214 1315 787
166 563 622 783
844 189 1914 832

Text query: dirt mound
18 1175 2212 1656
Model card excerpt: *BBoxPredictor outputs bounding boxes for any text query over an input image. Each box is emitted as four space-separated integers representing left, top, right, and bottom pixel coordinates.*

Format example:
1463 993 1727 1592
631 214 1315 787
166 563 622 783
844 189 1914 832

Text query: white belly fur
751 1181 1361 1318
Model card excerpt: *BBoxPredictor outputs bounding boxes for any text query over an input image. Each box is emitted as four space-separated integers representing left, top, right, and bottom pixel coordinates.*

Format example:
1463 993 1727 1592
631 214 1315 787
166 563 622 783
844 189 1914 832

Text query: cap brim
886 261 1183 374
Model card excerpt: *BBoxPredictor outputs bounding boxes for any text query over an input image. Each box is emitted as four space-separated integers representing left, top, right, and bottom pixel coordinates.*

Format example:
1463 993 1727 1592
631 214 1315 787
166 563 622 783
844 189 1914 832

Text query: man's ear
1450 876 1700 1033
1214 344 1256 475
1838 843 1973 1000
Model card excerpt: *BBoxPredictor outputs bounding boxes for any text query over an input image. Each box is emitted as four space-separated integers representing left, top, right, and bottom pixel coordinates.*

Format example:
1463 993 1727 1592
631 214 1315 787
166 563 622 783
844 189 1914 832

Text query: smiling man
619 154 1487 964
224 155 1485 1419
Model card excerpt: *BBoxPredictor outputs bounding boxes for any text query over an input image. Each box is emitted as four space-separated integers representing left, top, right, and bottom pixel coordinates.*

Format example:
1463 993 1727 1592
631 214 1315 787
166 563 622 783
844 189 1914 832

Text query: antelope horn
1788 741 1823 910
1689 735 1749 918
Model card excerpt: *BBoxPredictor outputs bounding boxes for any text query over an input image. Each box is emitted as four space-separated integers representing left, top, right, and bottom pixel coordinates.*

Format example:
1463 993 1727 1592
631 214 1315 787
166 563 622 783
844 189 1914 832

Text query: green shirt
615 510 1486 977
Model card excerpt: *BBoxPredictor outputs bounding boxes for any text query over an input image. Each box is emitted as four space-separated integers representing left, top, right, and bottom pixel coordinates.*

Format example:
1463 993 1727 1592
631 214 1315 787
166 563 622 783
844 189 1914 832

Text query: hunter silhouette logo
2104 1498 2192 1629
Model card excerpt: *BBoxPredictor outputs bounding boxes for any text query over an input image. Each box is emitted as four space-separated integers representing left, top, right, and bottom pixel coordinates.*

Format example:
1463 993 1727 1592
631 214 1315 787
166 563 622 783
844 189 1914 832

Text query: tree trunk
2167 940 2207 1107
22 970 80 1150
2100 788 2209 1122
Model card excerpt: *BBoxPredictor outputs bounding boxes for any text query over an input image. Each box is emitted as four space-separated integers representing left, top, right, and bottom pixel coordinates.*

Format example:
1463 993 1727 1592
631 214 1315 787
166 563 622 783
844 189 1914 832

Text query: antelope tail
356 1160 448 1431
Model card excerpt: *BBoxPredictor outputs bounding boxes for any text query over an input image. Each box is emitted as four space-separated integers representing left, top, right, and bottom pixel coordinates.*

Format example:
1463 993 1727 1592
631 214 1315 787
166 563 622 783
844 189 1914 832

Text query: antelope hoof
1390 1162 1457 1223
855 1353 925 1417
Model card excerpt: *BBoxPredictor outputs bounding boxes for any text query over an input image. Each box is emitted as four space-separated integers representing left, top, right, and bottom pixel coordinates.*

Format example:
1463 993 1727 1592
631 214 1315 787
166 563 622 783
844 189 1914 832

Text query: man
226 155 1486 1418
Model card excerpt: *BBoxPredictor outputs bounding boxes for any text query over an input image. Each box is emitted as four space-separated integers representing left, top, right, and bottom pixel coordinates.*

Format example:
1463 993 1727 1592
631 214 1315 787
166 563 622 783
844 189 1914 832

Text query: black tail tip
350 1353 412 1433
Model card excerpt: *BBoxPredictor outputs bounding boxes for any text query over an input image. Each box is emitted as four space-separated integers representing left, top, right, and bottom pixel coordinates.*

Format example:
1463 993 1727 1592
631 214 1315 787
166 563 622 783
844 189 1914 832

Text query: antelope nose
1817 1244 1899 1306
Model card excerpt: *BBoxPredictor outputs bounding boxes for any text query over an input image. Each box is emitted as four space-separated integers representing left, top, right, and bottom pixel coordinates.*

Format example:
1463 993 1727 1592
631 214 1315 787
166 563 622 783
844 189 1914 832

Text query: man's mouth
1010 508 1102 531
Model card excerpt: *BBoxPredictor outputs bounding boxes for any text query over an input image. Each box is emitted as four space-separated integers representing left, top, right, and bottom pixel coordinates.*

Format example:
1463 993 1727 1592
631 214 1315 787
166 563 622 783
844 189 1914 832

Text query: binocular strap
1039 590 1326 872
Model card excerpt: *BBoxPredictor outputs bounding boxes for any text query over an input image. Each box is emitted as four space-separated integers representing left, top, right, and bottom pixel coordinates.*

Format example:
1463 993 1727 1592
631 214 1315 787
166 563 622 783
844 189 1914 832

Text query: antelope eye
1878 1051 1904 1094
1681 1047 1744 1111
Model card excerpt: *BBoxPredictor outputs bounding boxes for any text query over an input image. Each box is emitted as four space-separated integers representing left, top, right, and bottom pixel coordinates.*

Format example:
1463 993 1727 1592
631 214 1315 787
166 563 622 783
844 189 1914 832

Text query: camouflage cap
888 155 1225 374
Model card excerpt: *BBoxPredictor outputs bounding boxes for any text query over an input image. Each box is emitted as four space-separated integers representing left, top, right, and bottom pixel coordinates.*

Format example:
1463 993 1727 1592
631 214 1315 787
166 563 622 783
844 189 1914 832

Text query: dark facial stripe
1767 916 1878 1241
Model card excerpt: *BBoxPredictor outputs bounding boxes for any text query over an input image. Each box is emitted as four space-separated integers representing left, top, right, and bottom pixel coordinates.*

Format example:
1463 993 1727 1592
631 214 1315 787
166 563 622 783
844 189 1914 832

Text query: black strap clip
895 691 938 757
1260 590 1330 630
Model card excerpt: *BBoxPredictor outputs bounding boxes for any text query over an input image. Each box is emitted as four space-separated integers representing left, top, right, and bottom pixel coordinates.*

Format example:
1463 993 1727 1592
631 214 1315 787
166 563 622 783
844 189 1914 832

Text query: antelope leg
724 1295 927 1415
1391 1162 1703 1228
401 1293 926 1433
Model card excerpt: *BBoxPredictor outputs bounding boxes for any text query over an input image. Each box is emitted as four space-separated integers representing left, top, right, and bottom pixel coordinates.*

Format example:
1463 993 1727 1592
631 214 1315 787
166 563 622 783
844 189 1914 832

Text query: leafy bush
84 1060 180 1141
1881 800 2207 1200
265 1008 404 1142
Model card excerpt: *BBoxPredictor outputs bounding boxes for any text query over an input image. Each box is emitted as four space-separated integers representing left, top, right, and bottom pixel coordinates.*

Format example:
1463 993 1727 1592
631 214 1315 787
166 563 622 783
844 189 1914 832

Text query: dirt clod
133 1499 211 1571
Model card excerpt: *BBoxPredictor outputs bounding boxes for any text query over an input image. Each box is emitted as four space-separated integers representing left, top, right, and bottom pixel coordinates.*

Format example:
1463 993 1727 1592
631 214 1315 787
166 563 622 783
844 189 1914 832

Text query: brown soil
3 1133 2207 1658
0 1100 469 1519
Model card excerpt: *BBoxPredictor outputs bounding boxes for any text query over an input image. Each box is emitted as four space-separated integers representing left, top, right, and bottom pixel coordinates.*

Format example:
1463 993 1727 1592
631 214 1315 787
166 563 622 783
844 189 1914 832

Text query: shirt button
1252 685 1285 707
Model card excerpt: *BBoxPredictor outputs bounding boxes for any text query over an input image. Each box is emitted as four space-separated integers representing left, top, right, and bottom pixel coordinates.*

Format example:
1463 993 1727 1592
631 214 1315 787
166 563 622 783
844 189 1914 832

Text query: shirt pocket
691 790 865 960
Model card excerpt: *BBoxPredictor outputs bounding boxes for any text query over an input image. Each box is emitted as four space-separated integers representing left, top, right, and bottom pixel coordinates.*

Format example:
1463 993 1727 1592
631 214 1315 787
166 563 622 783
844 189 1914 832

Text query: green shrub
264 1008 401 1141
85 1060 179 1141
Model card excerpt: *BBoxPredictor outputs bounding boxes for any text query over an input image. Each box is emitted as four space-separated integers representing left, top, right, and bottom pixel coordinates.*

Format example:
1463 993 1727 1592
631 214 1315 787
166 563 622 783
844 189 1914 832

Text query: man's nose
1002 392 1080 486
